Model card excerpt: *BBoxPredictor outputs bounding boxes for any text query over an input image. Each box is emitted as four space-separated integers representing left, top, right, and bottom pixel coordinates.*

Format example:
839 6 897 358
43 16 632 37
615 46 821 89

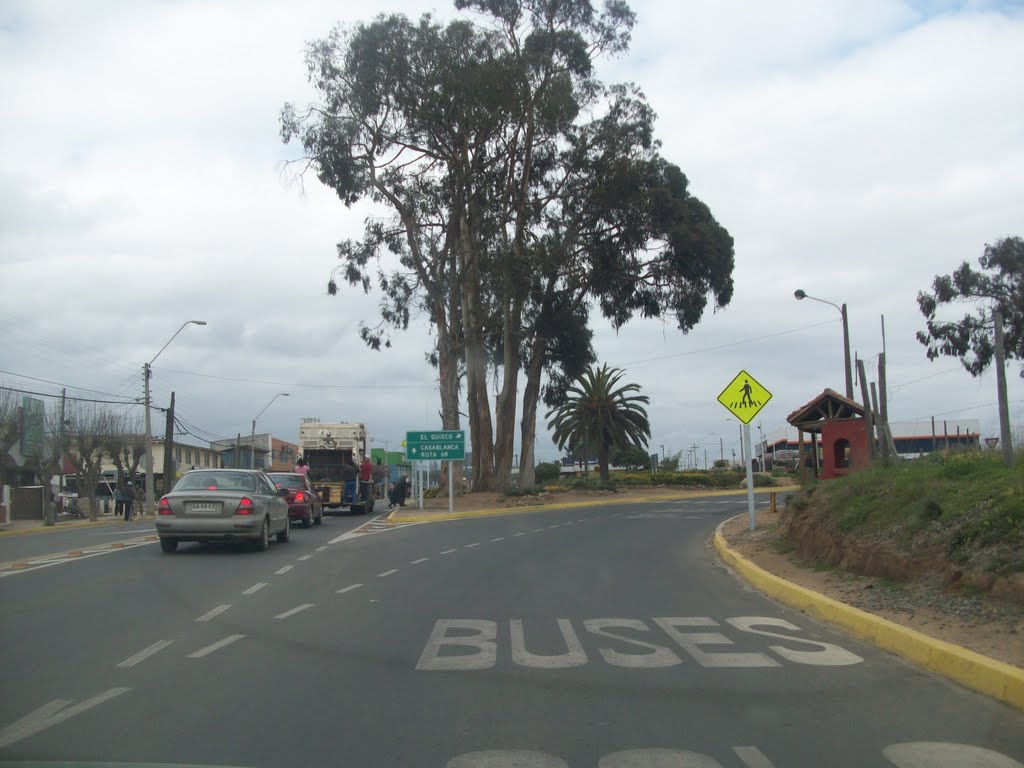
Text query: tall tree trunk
436 308 463 492
598 442 610 483
517 332 546 488
458 202 496 491
494 295 523 489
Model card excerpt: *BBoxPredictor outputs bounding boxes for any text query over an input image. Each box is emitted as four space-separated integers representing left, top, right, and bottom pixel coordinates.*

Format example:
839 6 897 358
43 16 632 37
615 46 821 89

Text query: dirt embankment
782 490 1024 608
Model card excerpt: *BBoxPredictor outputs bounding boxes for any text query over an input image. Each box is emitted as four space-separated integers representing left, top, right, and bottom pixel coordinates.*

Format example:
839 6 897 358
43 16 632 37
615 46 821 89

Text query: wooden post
810 431 820 478
878 352 888 423
993 310 1014 467
162 392 175 495
856 357 876 460
798 429 806 485
870 382 887 460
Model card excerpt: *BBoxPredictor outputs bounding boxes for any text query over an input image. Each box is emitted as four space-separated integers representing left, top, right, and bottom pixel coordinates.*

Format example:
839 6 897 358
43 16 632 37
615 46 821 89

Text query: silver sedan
155 469 290 553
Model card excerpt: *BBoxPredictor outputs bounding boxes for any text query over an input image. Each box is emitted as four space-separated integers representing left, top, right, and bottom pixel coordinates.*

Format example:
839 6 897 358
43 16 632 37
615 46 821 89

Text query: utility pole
994 309 1014 467
59 388 66 496
163 392 175 494
143 362 153 513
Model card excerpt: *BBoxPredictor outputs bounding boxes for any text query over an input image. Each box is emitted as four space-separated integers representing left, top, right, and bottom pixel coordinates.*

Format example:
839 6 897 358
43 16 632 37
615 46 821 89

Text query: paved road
0 495 1021 767
0 518 161 564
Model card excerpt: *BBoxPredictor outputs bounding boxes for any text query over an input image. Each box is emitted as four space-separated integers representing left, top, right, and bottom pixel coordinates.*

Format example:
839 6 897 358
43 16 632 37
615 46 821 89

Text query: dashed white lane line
316 546 328 552
336 583 362 594
188 634 245 658
464 543 480 548
116 640 173 668
532 528 545 533
548 524 560 529
275 565 293 575
297 554 313 561
562 521 574 525
441 548 457 555
377 569 399 577
0 687 130 749
195 604 230 622
733 746 779 768
274 604 314 620
514 532 527 537
411 557 429 564
242 582 267 595
490 537 505 542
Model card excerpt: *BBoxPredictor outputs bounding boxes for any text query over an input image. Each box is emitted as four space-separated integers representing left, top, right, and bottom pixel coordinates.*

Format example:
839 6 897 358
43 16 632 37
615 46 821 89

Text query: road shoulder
714 510 1024 712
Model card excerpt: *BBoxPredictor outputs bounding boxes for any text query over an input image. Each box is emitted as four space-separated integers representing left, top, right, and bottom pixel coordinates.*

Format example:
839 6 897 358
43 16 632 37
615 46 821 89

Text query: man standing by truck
359 455 372 500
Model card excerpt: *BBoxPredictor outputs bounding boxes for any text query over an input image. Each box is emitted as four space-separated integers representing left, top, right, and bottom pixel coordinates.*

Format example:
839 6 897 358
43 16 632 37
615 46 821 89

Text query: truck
298 418 375 515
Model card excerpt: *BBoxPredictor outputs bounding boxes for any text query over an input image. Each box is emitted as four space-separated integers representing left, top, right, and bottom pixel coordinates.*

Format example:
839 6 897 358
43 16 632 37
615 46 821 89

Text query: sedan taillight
158 498 173 515
294 491 305 503
235 497 255 515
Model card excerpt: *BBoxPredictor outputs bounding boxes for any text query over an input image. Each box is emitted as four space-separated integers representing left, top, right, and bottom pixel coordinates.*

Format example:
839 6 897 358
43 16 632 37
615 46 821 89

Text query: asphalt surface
1 495 1022 768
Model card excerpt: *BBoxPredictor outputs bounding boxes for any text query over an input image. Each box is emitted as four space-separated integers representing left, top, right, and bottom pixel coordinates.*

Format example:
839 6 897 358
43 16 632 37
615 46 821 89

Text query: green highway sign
405 430 465 461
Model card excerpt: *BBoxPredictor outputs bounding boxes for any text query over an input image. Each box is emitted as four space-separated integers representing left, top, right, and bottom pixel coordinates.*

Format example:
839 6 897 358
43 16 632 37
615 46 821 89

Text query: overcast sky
1 0 1022 467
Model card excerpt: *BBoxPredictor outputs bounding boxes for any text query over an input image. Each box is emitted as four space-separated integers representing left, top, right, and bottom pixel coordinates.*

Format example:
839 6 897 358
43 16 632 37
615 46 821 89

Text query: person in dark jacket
123 481 137 522
388 475 409 508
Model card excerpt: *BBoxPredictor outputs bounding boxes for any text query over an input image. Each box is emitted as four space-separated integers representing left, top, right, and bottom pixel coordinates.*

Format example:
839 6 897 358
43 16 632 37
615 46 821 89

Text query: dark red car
267 472 323 528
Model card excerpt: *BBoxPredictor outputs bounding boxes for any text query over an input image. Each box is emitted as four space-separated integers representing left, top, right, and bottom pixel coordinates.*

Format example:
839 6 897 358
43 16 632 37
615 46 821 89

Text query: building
760 418 982 467
210 434 299 471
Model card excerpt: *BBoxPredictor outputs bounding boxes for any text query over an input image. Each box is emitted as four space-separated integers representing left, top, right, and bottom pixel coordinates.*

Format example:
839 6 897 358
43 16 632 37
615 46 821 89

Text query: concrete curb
388 486 798 525
713 516 1024 713
0 516 155 539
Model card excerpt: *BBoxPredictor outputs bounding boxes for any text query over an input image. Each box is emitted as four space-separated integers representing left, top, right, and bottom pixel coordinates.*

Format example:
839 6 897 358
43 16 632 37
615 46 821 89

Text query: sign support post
448 461 454 513
743 422 756 531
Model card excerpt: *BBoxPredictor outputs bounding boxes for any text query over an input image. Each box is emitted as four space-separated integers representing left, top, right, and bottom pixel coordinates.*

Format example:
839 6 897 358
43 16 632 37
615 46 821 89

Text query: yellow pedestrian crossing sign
717 369 772 424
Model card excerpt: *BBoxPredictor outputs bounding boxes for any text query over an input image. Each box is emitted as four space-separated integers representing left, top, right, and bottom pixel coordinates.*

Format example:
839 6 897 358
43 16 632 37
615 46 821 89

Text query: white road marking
0 687 130 749
274 603 314 620
733 746 780 768
336 583 363 594
490 537 505 542
510 618 587 668
0 542 156 578
195 604 231 622
576 518 584 522
584 619 682 668
561 521 573 525
882 743 1024 768
548 525 560 529
448 751 568 768
464 543 480 548
514 532 527 537
242 582 267 595
532 528 545 533
188 634 245 658
377 569 399 577
417 620 497 671
653 617 778 668
275 565 293 574
328 512 389 544
726 617 863 666
116 640 173 668
411 557 429 564
441 548 457 554
316 546 328 551
297 554 313 561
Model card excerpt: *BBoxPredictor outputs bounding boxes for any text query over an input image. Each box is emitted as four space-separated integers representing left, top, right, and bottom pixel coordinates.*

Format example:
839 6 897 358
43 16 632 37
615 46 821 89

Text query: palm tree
546 364 651 482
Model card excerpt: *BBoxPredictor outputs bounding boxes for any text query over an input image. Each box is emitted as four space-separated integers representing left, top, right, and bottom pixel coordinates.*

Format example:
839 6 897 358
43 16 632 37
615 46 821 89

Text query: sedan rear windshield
268 474 305 489
174 472 257 492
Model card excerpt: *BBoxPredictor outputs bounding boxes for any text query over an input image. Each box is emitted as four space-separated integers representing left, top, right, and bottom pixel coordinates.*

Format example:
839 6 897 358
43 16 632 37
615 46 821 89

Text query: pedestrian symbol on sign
717 370 772 424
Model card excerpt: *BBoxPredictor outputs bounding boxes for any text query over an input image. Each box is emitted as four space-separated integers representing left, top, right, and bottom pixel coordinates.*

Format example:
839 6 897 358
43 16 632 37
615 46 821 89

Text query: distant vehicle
267 472 323 528
155 469 290 553
298 418 375 515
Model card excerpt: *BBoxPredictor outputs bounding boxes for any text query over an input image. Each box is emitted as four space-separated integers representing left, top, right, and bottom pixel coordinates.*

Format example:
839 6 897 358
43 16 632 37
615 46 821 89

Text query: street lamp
251 393 289 469
144 320 207 515
794 289 853 400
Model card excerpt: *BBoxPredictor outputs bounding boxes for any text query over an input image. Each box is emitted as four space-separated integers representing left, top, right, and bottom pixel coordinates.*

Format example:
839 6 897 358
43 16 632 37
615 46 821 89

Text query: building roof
786 389 864 433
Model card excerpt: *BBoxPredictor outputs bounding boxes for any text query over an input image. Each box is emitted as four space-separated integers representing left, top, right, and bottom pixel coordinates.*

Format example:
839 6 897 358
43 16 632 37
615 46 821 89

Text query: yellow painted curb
713 517 1024 712
390 486 798 524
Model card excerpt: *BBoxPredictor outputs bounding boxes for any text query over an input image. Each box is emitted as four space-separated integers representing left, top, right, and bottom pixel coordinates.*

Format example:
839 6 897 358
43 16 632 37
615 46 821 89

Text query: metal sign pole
744 422 756 531
418 465 424 511
448 460 454 513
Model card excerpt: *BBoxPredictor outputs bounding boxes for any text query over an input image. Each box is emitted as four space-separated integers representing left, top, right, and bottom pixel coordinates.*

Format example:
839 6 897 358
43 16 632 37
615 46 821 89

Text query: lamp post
251 393 289 470
144 320 207 515
794 289 853 400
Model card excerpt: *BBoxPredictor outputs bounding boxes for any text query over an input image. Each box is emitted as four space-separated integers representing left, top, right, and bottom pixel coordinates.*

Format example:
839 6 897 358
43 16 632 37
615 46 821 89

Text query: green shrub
534 461 562 484
503 485 545 497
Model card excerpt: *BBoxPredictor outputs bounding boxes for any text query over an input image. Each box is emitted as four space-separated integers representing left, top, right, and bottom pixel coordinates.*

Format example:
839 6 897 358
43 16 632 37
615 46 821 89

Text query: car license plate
189 502 219 514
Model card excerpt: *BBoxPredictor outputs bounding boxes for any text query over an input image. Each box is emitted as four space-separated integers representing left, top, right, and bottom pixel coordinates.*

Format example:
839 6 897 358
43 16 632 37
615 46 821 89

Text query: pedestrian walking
113 484 125 517
388 475 409 509
123 481 136 522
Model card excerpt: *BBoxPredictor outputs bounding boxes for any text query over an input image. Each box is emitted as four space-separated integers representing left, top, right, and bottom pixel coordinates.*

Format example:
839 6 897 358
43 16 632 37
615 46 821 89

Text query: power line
0 368 139 399
620 319 839 367
156 367 438 390
0 384 142 407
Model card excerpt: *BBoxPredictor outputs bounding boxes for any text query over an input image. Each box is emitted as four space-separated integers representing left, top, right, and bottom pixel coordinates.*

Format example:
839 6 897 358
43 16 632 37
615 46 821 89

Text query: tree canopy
282 0 734 490
916 236 1024 377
